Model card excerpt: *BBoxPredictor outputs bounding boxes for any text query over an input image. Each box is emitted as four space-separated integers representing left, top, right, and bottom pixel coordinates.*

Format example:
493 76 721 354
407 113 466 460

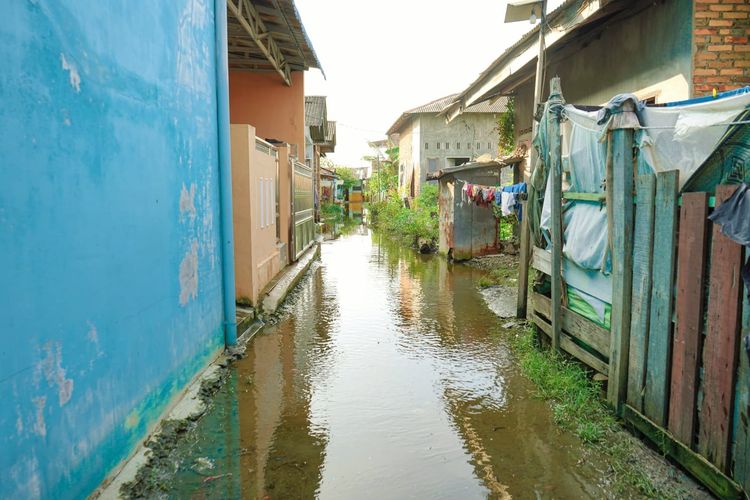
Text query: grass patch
477 267 516 288
509 326 675 498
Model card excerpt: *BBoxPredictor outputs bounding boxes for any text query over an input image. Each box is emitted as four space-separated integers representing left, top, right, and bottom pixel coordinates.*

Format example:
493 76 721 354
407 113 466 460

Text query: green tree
497 96 515 155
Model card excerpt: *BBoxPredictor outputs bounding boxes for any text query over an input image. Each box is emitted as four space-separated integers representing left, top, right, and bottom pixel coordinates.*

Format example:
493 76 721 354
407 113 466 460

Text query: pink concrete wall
231 124 280 306
229 71 306 162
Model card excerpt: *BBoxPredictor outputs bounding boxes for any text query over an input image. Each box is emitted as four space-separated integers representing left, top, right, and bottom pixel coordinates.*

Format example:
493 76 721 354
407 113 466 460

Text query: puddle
126 228 629 499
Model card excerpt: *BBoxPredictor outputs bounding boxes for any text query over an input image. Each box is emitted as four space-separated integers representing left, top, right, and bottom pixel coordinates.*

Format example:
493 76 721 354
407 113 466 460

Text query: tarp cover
534 88 750 311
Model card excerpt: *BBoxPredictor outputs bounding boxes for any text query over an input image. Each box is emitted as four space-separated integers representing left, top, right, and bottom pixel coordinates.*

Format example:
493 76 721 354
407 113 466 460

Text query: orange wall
229 71 306 162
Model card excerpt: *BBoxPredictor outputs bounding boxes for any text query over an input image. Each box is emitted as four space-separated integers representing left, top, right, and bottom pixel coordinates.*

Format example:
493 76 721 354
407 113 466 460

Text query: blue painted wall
0 1 226 497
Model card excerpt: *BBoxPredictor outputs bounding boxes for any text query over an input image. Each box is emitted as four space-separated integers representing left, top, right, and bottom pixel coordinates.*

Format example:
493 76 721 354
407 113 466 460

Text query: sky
295 0 563 168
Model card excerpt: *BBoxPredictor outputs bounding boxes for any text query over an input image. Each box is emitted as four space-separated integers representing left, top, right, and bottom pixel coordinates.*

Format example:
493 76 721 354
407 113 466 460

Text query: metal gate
293 160 315 260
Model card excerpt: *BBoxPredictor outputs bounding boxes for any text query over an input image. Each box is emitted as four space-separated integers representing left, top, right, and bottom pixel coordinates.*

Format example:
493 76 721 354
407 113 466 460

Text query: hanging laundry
500 192 516 216
502 182 527 221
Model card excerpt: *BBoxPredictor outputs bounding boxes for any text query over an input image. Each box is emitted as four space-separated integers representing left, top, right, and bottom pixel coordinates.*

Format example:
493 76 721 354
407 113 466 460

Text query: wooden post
644 169 679 426
627 174 656 412
547 77 564 351
607 124 635 409
516 2 547 319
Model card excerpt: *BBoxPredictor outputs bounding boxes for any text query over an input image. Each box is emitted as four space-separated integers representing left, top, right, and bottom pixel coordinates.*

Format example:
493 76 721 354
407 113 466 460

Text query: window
467 143 472 149
488 142 492 149
456 142 460 149
445 142 449 149
476 142 481 149
437 142 441 150
428 158 437 172
425 142 428 150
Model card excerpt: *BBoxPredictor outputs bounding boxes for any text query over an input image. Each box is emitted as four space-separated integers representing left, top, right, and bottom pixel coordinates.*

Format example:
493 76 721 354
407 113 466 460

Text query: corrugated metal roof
305 96 327 127
443 0 628 119
227 0 323 76
387 94 508 135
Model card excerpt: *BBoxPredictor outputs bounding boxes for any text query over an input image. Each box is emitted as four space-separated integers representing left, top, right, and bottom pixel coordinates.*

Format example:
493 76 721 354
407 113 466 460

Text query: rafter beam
226 0 291 86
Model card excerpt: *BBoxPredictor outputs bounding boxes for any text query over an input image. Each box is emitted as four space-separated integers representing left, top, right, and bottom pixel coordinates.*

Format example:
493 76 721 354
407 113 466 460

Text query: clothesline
456 178 527 220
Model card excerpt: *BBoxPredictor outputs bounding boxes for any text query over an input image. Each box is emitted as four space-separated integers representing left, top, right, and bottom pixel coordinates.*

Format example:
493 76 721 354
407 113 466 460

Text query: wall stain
179 183 197 221
179 240 199 305
34 342 74 406
60 53 81 93
32 396 46 437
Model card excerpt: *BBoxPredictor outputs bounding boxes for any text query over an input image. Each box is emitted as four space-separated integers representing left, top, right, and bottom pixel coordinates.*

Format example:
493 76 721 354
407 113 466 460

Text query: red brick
726 36 749 43
709 19 734 26
708 44 733 51
710 4 734 11
697 10 720 18
734 60 750 67
695 68 718 76
695 28 717 35
696 51 719 60
736 45 750 52
737 5 750 11
723 12 749 19
721 68 745 75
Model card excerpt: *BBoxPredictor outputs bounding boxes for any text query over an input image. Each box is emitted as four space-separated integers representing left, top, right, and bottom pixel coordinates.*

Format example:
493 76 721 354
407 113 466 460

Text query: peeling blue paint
0 1 226 498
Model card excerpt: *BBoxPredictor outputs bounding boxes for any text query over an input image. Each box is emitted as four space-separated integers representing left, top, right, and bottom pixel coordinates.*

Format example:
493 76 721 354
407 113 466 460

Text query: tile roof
387 94 508 135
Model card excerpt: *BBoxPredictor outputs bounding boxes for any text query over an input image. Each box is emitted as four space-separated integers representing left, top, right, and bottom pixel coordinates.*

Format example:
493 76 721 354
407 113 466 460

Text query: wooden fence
521 78 749 498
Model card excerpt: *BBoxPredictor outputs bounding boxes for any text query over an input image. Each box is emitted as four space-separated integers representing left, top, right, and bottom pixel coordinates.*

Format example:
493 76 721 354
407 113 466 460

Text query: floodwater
159 228 616 499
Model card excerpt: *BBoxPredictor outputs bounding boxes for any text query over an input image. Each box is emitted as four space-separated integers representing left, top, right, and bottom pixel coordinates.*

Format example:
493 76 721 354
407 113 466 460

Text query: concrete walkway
261 241 320 314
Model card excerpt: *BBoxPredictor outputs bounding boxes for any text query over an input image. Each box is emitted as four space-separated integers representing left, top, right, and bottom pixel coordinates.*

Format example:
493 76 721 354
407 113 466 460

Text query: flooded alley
142 229 618 499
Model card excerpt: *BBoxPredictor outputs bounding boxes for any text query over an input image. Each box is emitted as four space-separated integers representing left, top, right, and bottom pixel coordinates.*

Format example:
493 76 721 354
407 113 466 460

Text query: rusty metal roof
227 0 323 85
305 96 328 143
387 94 508 136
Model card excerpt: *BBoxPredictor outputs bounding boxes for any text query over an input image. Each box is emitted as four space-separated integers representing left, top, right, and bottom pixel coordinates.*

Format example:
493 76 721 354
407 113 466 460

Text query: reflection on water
164 227 614 499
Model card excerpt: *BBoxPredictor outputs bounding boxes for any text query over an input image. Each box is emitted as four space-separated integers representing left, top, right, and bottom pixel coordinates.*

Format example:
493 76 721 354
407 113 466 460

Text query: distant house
304 96 337 220
387 94 507 197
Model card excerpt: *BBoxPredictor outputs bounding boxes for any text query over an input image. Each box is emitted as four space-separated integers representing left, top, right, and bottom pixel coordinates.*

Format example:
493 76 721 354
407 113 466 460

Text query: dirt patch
479 286 517 319
463 253 519 272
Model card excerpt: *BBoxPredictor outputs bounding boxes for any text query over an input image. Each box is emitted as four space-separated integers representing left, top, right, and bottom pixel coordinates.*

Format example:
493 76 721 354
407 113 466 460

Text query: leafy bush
369 184 439 248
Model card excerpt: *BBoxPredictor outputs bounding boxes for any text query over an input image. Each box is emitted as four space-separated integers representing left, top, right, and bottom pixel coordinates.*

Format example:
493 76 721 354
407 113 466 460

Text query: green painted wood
623 405 744 499
562 192 606 202
607 129 635 409
548 77 564 352
532 311 609 375
644 169 679 426
668 192 710 447
533 292 610 356
699 184 744 473
627 174 656 412
732 254 750 491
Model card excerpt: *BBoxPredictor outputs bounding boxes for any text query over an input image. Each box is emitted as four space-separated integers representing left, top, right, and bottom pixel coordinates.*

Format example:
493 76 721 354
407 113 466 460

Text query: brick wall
693 0 750 95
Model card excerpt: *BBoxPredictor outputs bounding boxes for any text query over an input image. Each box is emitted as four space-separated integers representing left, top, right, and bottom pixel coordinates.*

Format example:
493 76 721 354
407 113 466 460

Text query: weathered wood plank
623 405 744 499
548 77 564 352
627 174 656 412
699 184 744 473
531 246 551 274
732 254 750 491
532 292 609 356
607 128 635 409
517 200 531 319
668 192 710 447
643 170 679 426
532 312 609 375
